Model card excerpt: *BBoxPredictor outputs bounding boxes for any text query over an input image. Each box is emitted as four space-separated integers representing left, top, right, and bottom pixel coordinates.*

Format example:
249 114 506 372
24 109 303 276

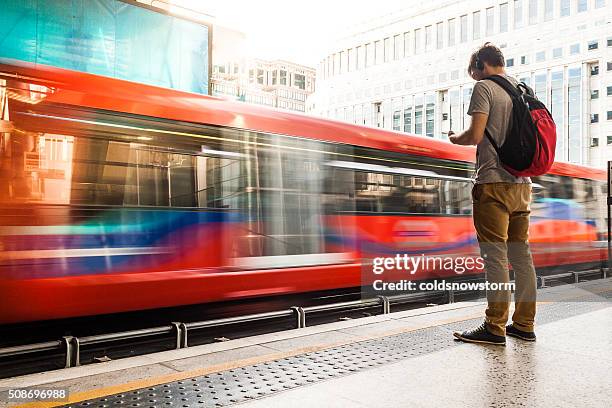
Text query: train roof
0 59 606 181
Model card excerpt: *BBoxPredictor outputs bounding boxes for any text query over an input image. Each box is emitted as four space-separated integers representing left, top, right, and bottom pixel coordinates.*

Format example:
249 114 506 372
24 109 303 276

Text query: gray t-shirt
467 74 530 184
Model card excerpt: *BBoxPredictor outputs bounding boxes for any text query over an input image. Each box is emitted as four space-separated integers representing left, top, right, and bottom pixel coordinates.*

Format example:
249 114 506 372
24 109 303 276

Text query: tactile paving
62 285 612 408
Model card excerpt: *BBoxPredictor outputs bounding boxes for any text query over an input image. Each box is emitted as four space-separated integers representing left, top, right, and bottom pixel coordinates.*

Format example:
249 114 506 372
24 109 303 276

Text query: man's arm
448 112 488 145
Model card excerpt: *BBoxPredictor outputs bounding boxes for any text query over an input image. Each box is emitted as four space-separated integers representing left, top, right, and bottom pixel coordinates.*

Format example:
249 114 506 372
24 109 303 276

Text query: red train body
0 60 607 324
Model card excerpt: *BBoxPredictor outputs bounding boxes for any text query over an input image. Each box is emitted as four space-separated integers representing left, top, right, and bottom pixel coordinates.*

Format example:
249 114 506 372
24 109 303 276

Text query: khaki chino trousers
472 182 537 336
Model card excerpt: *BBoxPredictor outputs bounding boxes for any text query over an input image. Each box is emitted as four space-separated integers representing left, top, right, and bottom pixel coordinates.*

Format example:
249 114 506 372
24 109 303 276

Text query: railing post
377 296 390 314
62 336 74 368
291 307 306 329
179 323 188 348
171 322 186 349
71 337 81 366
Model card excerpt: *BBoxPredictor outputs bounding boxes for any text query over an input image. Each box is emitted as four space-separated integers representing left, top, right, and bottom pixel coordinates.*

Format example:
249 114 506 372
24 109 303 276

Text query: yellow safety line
13 287 611 408
13 311 485 408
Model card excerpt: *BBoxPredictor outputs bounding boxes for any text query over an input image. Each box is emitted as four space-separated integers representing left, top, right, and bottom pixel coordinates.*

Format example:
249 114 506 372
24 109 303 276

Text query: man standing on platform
448 42 537 346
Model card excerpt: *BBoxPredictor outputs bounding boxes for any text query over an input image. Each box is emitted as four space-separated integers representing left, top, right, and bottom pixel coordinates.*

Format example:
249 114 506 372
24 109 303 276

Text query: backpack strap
482 75 521 98
484 129 501 152
481 75 519 152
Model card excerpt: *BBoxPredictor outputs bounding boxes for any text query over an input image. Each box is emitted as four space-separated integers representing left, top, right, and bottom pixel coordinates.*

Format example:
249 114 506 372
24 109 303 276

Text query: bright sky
175 0 409 67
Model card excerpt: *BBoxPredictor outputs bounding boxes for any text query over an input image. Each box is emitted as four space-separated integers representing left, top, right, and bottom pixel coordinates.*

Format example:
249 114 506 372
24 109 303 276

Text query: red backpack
482 75 556 177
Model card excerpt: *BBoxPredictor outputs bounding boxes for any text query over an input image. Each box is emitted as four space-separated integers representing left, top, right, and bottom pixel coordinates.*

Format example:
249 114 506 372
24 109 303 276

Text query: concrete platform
1 278 611 408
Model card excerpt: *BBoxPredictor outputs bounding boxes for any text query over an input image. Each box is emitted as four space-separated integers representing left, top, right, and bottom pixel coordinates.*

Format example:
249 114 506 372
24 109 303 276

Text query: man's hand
446 113 488 145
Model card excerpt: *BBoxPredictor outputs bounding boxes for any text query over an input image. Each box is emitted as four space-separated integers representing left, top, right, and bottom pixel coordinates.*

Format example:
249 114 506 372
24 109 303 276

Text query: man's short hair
468 42 505 76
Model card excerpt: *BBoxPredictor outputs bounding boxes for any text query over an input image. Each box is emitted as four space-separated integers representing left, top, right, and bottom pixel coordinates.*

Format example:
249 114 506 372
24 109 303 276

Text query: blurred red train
0 60 608 324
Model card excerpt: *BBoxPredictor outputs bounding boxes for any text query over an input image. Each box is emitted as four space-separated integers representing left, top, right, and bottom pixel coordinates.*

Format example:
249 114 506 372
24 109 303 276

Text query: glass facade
500 3 509 33
448 19 456 46
544 0 554 20
425 95 435 137
462 87 472 129
0 0 210 94
567 67 581 163
414 96 423 135
514 0 523 28
449 90 461 132
473 11 481 39
550 71 565 161
460 15 467 43
486 7 494 35
534 73 547 107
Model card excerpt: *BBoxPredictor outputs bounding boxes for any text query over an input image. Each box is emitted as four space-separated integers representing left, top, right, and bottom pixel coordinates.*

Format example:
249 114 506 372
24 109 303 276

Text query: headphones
474 43 504 72
475 51 484 71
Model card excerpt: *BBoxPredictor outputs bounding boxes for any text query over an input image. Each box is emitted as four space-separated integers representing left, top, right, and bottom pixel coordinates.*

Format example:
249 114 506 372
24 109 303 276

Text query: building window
414 97 423 135
550 71 564 159
536 51 545 62
544 0 553 20
588 40 598 50
393 110 401 131
608 111 612 121
528 0 537 24
608 136 612 145
607 61 612 71
294 74 305 90
514 0 523 28
486 7 494 35
448 19 456 46
257 69 264 85
366 43 374 66
437 22 444 49
280 70 287 85
506 58 515 67
591 65 599 76
500 3 509 33
473 11 481 40
357 46 365 69
403 32 411 56
272 70 278 85
460 15 468 43
521 55 528 64
553 48 563 58
570 43 580 55
334 53 340 74
591 114 599 123
535 73 547 106
560 0 570 16
375 40 383 64
393 35 402 60
596 0 606 8
403 107 413 133
591 90 600 99
608 37 612 47
414 29 422 54
425 95 435 137
425 26 433 51
384 37 392 62
608 86 612 96
577 0 587 12
591 138 599 147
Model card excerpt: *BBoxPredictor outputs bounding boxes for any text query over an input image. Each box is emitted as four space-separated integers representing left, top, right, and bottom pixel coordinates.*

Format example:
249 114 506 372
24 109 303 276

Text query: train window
349 171 471 215
0 129 243 208
238 132 340 257
0 132 75 204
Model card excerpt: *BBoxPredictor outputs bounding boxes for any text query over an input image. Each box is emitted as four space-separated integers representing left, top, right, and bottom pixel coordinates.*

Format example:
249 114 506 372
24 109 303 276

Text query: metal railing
0 268 607 370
